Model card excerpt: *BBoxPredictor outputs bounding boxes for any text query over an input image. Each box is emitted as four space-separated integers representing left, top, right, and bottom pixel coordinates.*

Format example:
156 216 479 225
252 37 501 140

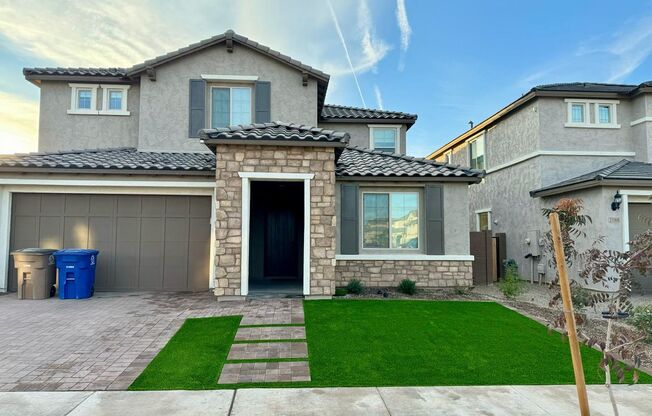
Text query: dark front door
250 182 303 282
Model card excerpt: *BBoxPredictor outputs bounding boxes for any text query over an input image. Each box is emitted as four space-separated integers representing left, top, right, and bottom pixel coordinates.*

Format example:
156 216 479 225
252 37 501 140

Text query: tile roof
23 67 128 77
127 30 329 81
0 148 215 174
336 146 484 180
321 104 417 122
200 122 349 146
531 82 651 94
530 159 652 197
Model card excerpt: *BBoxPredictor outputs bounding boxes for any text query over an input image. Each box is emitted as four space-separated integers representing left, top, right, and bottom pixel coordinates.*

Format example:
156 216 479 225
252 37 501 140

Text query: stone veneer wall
335 260 473 288
213 143 337 297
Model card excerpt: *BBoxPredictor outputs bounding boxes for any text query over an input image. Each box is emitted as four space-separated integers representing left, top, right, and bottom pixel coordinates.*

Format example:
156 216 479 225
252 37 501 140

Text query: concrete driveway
0 292 303 392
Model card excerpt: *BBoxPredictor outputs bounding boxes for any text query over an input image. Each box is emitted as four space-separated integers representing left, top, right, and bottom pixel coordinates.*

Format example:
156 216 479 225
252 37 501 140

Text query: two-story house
0 31 483 299
428 82 652 291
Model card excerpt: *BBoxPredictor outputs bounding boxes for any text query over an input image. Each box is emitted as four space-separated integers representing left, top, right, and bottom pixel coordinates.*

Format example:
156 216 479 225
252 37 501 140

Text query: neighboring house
428 81 652 291
0 30 483 299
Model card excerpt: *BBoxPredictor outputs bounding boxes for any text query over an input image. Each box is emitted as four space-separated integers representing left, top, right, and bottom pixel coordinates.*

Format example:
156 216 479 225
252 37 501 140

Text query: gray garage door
8 194 211 292
628 203 652 292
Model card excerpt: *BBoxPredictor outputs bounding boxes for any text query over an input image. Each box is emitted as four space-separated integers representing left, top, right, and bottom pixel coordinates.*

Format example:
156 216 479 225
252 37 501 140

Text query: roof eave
320 117 417 129
336 175 483 183
0 167 215 176
23 74 133 84
530 178 652 198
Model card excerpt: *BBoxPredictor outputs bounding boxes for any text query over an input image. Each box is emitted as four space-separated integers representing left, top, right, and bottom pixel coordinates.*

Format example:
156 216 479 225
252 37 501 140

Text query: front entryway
248 181 304 295
628 202 652 292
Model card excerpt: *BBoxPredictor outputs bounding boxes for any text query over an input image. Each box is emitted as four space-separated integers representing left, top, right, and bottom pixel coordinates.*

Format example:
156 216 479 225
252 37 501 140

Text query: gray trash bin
11 248 57 300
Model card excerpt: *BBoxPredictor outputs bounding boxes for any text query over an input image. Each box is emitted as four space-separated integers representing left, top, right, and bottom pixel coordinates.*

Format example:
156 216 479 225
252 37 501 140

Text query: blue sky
1 0 652 155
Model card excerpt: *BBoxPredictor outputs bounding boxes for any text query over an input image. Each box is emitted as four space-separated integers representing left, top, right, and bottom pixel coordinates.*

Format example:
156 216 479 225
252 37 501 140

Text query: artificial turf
128 300 651 390
129 316 241 390
303 300 652 386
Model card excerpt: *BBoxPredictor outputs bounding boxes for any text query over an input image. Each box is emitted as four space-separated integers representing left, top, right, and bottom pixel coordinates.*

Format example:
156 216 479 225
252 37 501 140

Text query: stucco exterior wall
318 122 408 154
213 144 336 298
538 97 635 153
335 259 473 288
37 81 140 152
138 45 318 152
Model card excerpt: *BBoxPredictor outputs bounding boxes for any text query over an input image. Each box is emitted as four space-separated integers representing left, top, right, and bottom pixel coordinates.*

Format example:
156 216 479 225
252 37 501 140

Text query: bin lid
53 249 99 256
11 248 57 255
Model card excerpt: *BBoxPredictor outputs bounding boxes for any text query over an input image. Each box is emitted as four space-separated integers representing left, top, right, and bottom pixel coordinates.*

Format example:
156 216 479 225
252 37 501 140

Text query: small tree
542 199 650 416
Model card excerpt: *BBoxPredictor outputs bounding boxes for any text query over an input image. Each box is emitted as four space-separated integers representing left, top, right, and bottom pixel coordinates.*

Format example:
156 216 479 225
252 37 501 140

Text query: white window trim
68 83 99 114
360 190 421 252
201 74 259 82
475 208 492 231
564 99 620 128
336 254 474 261
208 85 253 128
368 124 401 154
99 85 130 116
468 132 486 170
444 150 452 164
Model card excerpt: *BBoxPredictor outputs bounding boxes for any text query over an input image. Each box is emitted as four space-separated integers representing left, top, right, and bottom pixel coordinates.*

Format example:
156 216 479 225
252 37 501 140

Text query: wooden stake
549 212 591 416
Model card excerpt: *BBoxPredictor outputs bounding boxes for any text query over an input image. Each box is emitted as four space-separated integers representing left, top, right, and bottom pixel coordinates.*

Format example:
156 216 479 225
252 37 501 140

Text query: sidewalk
1 385 651 416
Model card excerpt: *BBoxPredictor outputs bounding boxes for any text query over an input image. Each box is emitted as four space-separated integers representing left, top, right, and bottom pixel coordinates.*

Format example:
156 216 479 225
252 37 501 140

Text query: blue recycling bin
53 249 99 299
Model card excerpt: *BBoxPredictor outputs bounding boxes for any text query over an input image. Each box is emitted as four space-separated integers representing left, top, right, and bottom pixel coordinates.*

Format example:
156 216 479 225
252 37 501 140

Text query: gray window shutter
340 183 359 254
425 184 445 255
188 79 205 138
255 81 271 123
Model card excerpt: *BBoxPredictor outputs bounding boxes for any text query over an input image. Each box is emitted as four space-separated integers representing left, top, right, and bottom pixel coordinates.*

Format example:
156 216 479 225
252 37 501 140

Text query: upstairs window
477 210 491 231
362 191 419 250
68 83 130 115
68 84 98 114
210 86 252 128
565 99 619 128
469 134 485 170
370 126 400 153
571 103 585 123
100 85 130 115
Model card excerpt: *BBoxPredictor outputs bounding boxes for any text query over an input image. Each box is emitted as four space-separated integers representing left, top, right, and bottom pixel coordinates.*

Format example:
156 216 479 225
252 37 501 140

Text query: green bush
346 279 364 295
498 260 524 299
628 304 652 343
334 287 348 297
398 279 417 295
570 284 591 310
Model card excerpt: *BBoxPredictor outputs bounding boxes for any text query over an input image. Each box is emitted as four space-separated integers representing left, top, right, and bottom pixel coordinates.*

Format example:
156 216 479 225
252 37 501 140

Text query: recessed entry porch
240 172 313 297
248 181 304 295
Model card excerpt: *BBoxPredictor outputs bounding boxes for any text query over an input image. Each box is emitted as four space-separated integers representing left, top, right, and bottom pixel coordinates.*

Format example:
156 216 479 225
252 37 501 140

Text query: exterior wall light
611 190 622 211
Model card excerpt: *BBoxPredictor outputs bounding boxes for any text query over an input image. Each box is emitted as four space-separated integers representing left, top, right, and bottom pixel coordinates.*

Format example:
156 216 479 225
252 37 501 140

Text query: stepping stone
227 342 308 360
218 361 310 384
235 326 306 341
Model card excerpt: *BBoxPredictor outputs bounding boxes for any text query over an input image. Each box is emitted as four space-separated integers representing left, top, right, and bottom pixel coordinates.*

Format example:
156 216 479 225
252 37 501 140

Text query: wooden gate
470 231 506 285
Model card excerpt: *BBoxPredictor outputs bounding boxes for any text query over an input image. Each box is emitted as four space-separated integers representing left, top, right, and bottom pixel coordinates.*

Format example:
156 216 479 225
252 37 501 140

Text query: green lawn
128 300 651 390
304 300 651 386
129 316 241 390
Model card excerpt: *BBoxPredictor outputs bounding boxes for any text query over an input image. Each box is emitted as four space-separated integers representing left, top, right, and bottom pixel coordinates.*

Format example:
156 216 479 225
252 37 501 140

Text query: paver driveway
0 292 303 392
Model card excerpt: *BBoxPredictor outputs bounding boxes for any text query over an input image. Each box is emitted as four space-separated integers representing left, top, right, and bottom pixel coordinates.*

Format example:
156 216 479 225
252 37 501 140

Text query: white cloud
395 0 411 70
519 15 652 88
373 84 384 110
357 0 391 74
0 91 38 154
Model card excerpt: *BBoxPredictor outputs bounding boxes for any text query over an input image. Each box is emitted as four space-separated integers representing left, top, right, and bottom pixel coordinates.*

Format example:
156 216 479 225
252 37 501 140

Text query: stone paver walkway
2 385 652 415
227 342 308 360
219 299 311 385
0 292 303 392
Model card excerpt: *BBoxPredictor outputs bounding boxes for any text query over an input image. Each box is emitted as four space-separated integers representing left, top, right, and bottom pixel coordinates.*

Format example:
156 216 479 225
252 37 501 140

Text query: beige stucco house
0 31 483 299
428 82 652 291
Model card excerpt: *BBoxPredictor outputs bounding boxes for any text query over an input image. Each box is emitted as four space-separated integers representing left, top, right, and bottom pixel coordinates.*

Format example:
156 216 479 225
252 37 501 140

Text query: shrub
570 284 591 310
346 279 364 295
628 304 652 343
397 279 417 295
454 286 470 295
498 260 524 299
334 287 348 297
